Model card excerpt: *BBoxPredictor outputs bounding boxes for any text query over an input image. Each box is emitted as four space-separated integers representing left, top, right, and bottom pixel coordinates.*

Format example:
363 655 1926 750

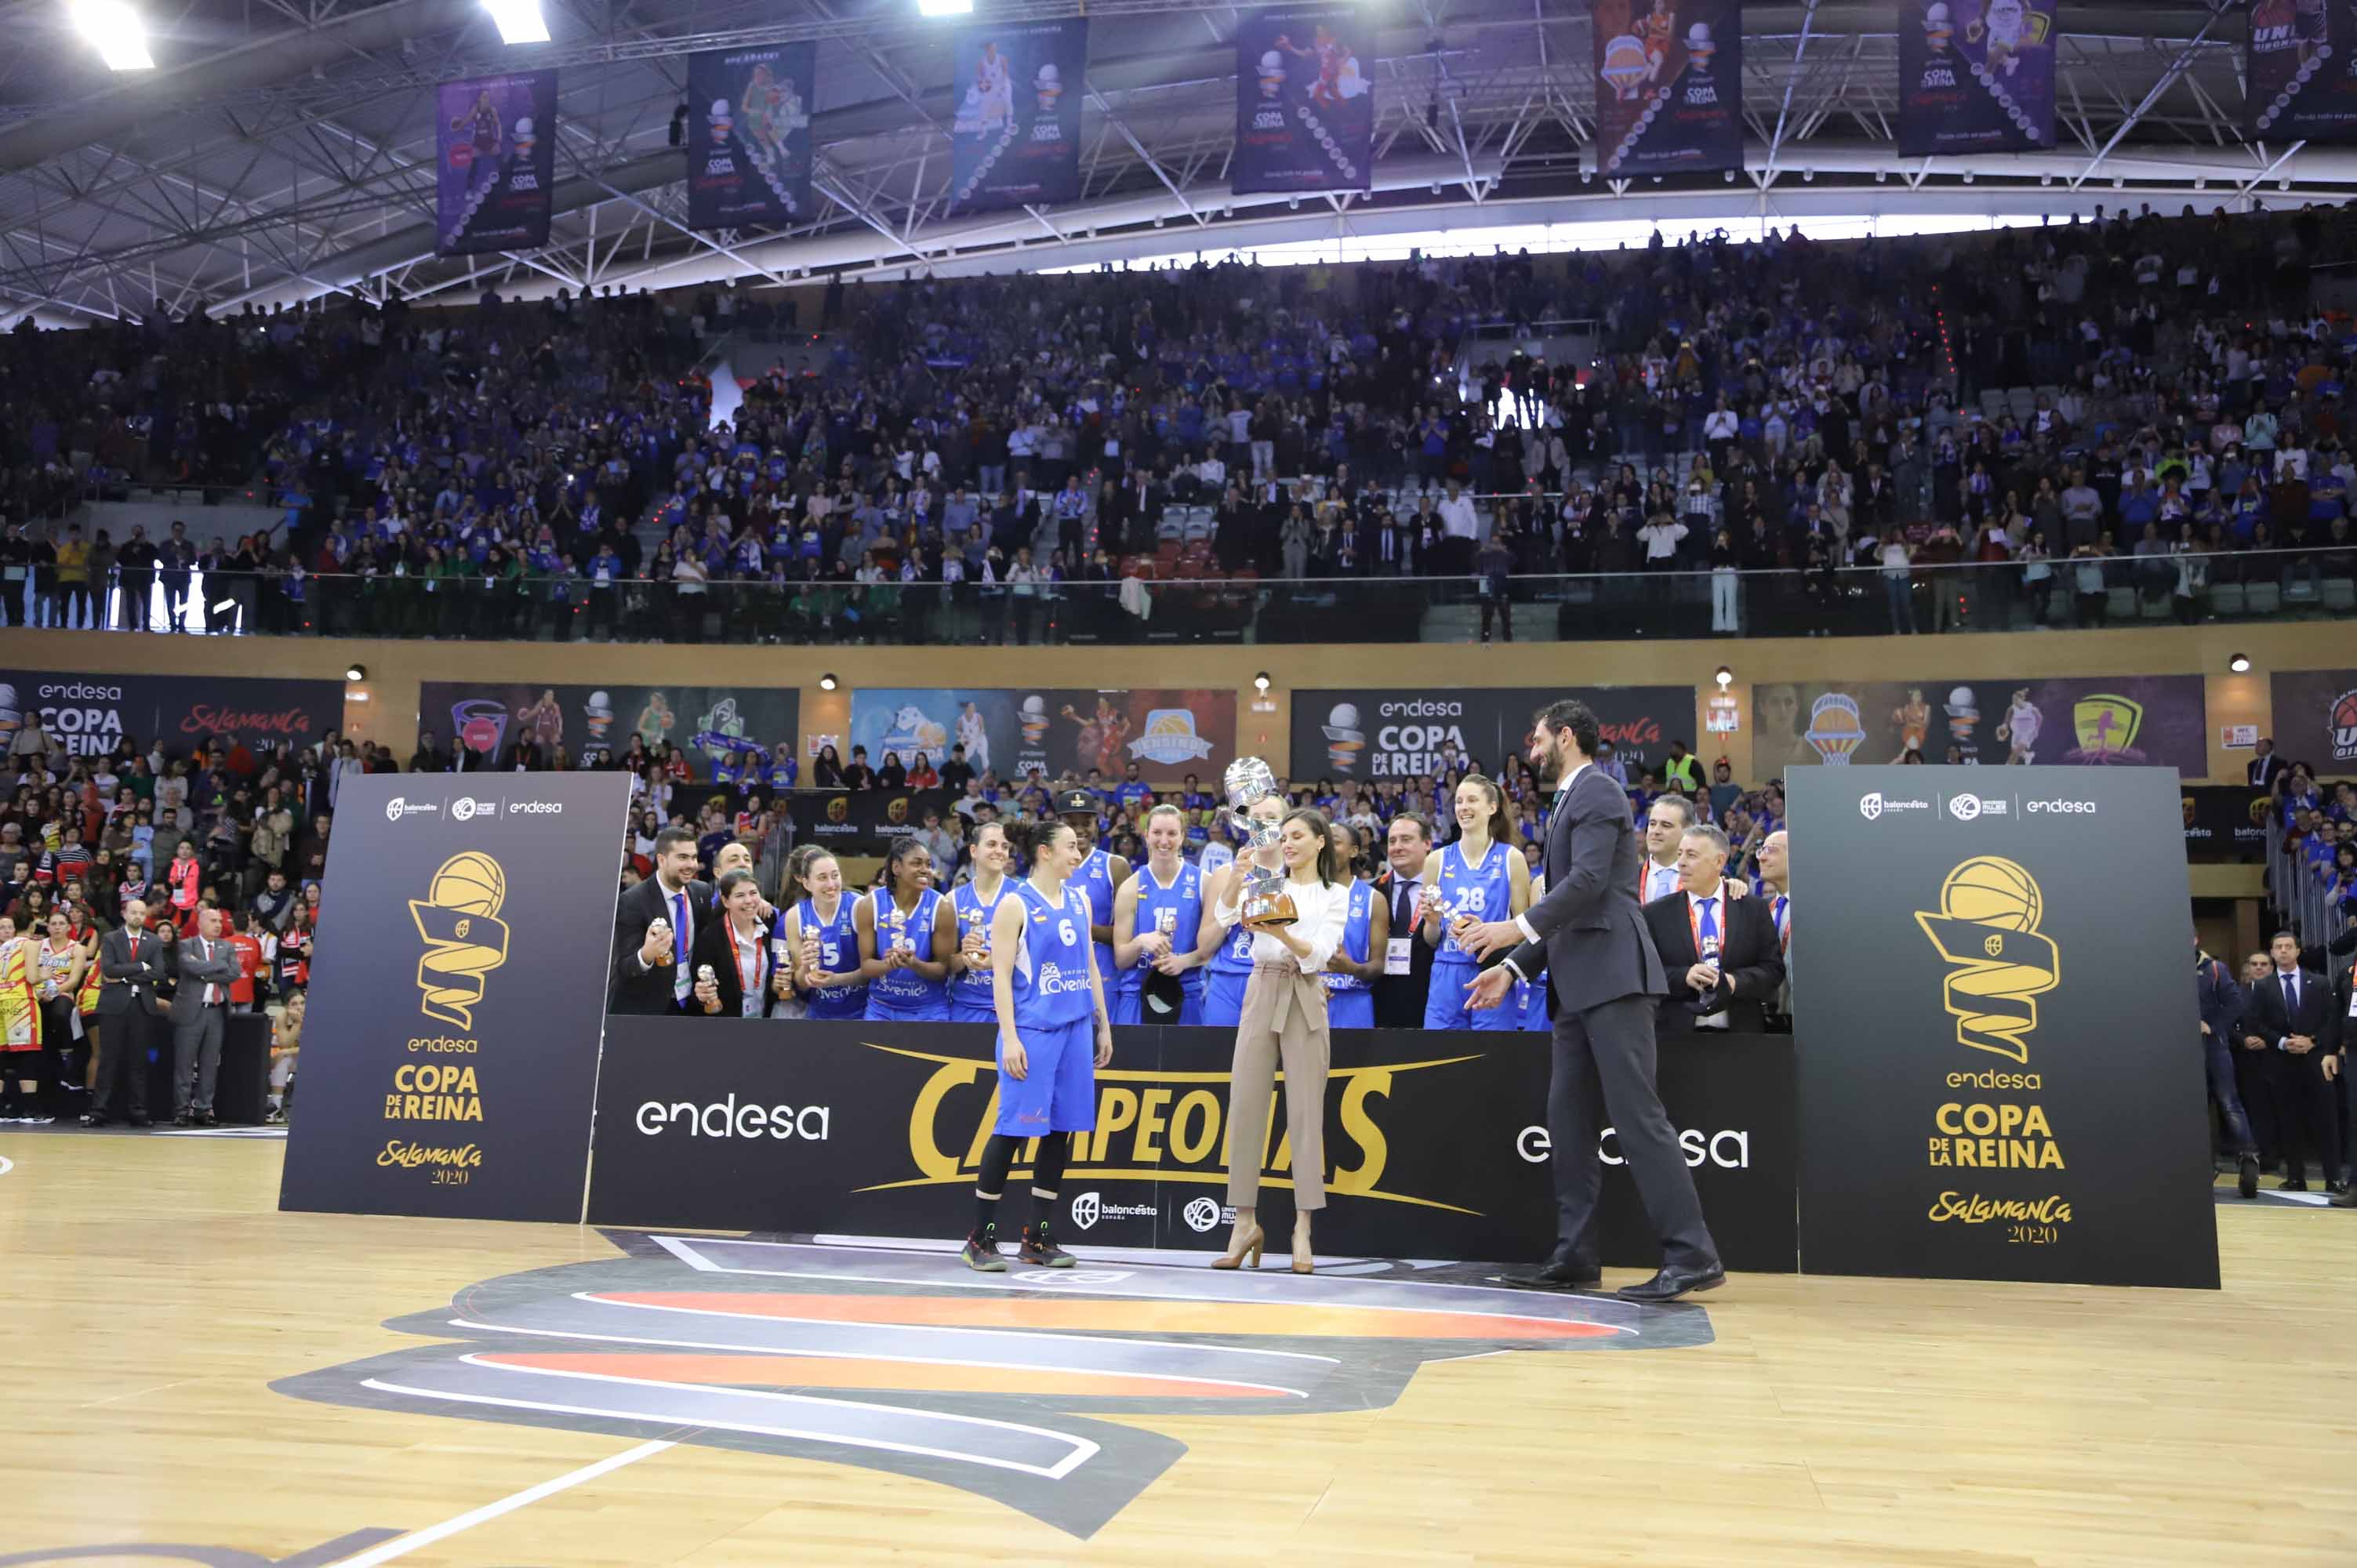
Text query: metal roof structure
0 0 2327 325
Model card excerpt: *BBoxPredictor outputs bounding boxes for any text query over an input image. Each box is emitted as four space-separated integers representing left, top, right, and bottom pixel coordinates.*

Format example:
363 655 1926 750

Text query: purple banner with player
1233 8 1375 194
948 19 1087 212
685 45 814 231
2249 1 2357 142
1593 0 1742 179
1897 0 2057 157
435 71 557 257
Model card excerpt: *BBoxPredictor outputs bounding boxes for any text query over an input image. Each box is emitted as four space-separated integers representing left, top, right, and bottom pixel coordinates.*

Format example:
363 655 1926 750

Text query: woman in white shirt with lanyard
1211 806 1348 1276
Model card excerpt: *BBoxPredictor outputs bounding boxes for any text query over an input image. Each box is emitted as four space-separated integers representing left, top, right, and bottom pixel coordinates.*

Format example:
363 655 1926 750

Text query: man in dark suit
1462 697 1723 1303
1639 823 1784 1037
89 897 165 1126
2330 953 2357 1208
2247 738 2283 790
168 906 245 1125
1371 812 1439 1029
612 826 715 1015
2243 930 2345 1194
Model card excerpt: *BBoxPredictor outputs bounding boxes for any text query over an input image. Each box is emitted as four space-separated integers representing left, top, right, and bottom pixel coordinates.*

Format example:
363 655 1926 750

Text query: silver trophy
1221 756 1297 929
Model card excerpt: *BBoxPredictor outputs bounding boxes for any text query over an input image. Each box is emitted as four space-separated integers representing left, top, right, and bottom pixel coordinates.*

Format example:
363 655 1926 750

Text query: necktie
1394 878 1415 931
673 891 691 999
1772 895 1790 953
1696 897 1718 953
2286 971 2299 1015
199 938 213 1004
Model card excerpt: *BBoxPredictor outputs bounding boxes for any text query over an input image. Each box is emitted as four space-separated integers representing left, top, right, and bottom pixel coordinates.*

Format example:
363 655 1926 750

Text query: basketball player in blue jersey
858 839 953 1022
1203 793 1283 1027
961 818 1113 1272
784 850 869 1018
1110 804 1218 1025
947 821 1014 1023
1520 871 1553 1031
1422 773 1533 1031
1051 788 1128 982
1320 820 1388 1029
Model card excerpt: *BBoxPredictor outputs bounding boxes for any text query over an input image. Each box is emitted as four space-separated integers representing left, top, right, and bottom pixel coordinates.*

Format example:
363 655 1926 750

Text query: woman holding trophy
1109 804 1217 1025
1200 795 1279 1029
1420 773 1533 1031
1210 759 1348 1275
858 838 953 1023
947 822 1014 1024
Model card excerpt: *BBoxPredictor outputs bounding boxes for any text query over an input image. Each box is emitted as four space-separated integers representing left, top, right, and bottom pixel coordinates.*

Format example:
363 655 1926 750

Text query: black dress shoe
2239 1156 2261 1199
81 1113 112 1128
2332 1187 2357 1208
2329 1180 2352 1197
1616 1265 1727 1304
198 1110 219 1127
1504 1254 1603 1290
128 1115 151 1127
2282 1178 2310 1192
173 1112 197 1127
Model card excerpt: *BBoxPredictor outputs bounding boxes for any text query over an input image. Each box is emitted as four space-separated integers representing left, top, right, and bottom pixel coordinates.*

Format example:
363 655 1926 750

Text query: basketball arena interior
2 0 2355 1563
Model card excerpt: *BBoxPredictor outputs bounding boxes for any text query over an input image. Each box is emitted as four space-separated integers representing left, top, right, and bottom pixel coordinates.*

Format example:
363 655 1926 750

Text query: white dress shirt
1214 873 1347 974
1513 762 1588 946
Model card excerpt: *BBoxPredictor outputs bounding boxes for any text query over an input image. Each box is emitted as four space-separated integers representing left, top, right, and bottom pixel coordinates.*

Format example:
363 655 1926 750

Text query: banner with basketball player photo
1786 766 2217 1287
1897 0 2058 157
419 681 800 780
685 43 815 231
2267 667 2357 769
947 20 1088 212
1232 7 1375 194
435 70 557 256
2247 0 2357 143
279 771 633 1223
1592 0 1743 178
848 688 1236 785
1290 687 1694 783
1751 676 2206 779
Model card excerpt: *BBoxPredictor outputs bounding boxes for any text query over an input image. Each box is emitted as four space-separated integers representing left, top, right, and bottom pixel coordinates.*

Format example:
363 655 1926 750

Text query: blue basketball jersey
1320 879 1375 996
1119 861 1206 1000
865 886 947 1016
1206 867 1258 979
949 877 1014 1010
1012 878 1096 1028
797 893 869 1018
1433 839 1510 965
1070 846 1119 981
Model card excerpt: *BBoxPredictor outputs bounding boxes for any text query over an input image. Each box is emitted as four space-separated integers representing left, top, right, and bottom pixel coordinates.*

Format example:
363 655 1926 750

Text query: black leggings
975 1130 1073 1226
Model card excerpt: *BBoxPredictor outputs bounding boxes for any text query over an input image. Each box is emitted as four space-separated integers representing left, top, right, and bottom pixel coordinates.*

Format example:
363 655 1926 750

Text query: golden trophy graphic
409 851 512 1029
1914 855 2059 1064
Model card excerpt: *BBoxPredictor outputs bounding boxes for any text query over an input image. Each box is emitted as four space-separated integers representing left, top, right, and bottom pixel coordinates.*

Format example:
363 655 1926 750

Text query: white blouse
1213 873 1348 975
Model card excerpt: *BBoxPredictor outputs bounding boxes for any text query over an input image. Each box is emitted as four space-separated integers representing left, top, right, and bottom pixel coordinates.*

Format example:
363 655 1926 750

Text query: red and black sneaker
961 1223 1007 1272
1019 1220 1075 1268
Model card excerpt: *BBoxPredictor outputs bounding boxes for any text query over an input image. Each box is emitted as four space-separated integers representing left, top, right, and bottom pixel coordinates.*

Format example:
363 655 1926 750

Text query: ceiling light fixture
482 0 549 44
345 663 368 682
918 0 973 14
2228 653 2250 673
69 0 153 69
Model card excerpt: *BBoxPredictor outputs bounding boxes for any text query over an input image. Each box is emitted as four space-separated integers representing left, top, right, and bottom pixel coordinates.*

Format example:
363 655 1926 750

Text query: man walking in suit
1460 698 1723 1303
611 826 715 1015
1371 812 1439 1029
169 906 244 1125
1640 823 1785 1037
2244 930 2345 1195
89 897 166 1126
2329 953 2357 1208
2247 738 2283 790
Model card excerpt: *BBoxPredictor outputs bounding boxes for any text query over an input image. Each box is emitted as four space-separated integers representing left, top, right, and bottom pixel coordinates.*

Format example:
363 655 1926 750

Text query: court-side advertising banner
419 681 800 779
279 772 632 1223
686 44 815 230
2249 0 2357 142
0 670 341 760
2268 667 2357 768
1898 0 2058 156
1291 687 1694 782
848 688 1236 783
1752 676 2207 779
1788 767 2217 1287
588 1019 1800 1273
949 20 1087 211
1593 0 1742 178
437 71 557 256
1233 7 1375 194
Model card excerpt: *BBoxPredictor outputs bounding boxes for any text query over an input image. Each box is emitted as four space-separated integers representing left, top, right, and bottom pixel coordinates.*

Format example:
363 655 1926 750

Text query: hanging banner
1898 0 2059 156
2181 786 2272 863
0 671 341 761
1789 767 2217 1288
2249 0 2357 141
848 688 1236 784
1291 688 1693 782
2267 667 2357 766
436 71 557 256
686 44 815 231
419 681 800 780
781 786 954 856
1751 676 2208 779
1593 0 1742 178
949 20 1087 212
278 772 633 1222
1233 7 1375 194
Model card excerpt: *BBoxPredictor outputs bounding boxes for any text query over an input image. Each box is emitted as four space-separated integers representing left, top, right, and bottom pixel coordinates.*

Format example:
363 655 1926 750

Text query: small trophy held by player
1222 756 1298 930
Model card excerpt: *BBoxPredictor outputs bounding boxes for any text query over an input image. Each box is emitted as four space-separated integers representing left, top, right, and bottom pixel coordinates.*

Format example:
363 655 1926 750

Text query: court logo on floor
273 1232 1711 1537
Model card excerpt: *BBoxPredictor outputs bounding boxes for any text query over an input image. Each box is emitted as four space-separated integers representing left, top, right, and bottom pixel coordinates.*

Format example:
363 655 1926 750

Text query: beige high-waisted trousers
1226 959 1331 1211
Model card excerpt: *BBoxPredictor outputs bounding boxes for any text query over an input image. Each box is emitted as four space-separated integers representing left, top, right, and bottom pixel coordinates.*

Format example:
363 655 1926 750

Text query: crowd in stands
4 200 2357 642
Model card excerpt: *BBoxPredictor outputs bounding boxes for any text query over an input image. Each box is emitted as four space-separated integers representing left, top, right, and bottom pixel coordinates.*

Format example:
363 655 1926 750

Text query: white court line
328 1436 674 1566
447 1312 1317 1396
0 1154 14 1176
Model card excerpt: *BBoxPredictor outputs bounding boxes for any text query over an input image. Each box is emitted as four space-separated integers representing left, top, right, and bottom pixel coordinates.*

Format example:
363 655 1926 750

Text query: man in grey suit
1460 697 1724 1302
90 898 167 1127
169 905 244 1126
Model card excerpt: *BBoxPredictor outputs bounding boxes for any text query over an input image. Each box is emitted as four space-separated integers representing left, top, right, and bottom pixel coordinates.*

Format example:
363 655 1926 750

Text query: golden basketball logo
409 851 511 1029
886 795 910 825
1913 855 2060 1064
826 795 850 823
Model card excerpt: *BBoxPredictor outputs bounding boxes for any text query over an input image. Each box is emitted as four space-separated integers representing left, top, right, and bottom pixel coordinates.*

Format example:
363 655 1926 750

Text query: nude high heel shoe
1211 1222 1266 1269
1291 1216 1314 1275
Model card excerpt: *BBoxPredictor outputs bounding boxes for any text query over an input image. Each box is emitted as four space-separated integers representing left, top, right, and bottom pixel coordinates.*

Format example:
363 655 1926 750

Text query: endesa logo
2025 799 2097 815
507 800 564 815
1518 1124 1752 1169
635 1094 833 1140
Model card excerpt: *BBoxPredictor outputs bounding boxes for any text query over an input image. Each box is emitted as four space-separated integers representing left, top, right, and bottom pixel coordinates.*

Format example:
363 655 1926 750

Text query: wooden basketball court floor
4 1129 2354 1567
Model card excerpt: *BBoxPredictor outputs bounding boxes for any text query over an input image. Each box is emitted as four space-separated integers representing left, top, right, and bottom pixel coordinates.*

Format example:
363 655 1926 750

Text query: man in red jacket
227 911 267 1014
